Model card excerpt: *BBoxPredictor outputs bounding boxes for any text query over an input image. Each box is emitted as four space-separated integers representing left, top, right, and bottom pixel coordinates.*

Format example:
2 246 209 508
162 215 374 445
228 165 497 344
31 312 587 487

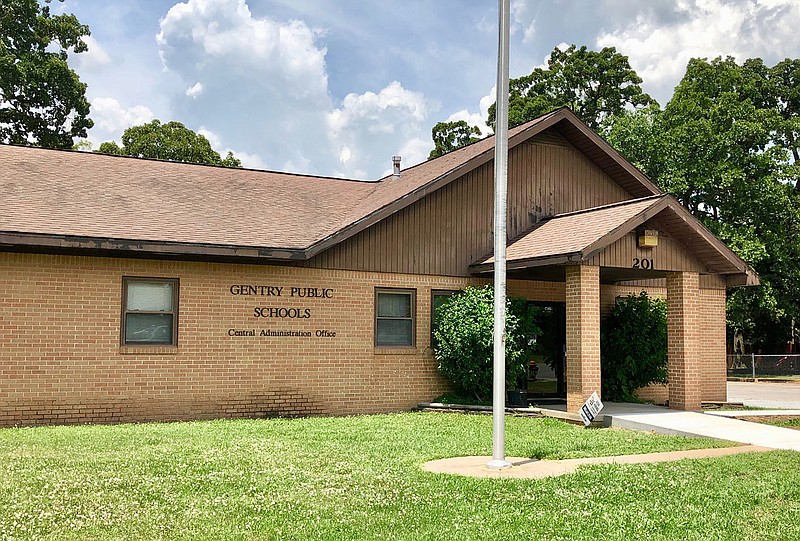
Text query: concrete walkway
423 446 772 479
422 402 800 479
604 403 800 452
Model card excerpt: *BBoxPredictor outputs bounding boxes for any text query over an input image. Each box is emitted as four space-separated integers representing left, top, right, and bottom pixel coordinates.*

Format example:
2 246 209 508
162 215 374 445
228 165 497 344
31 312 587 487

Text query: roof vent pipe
392 155 401 177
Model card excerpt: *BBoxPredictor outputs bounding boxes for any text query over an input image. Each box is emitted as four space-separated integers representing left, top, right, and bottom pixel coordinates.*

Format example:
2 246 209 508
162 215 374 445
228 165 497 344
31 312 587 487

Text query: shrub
433 285 540 401
601 291 667 401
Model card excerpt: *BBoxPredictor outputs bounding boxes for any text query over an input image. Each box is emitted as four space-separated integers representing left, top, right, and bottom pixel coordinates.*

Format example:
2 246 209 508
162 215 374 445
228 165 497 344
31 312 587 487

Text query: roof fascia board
554 110 662 196
578 196 760 280
726 271 760 287
469 194 760 285
470 253 581 274
660 195 758 279
0 232 305 260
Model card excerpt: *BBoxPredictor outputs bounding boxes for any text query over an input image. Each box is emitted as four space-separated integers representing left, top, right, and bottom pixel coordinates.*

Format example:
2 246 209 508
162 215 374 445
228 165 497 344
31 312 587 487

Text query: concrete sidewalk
423 445 772 479
600 403 800 452
422 402 800 479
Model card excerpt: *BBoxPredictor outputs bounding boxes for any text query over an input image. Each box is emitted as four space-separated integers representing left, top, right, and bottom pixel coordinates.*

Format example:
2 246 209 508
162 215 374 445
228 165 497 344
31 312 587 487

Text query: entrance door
527 302 566 400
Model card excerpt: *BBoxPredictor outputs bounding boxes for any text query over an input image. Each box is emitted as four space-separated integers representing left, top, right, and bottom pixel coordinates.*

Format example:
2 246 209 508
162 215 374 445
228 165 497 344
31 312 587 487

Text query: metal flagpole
487 0 511 471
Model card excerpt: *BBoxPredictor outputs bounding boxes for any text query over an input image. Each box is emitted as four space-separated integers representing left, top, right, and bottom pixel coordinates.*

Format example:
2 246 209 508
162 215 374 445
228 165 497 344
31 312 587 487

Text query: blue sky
57 0 800 179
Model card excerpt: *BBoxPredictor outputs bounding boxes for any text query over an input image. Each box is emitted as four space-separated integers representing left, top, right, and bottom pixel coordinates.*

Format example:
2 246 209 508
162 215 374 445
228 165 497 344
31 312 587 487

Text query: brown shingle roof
471 195 759 284
0 146 374 251
0 108 661 259
477 196 663 266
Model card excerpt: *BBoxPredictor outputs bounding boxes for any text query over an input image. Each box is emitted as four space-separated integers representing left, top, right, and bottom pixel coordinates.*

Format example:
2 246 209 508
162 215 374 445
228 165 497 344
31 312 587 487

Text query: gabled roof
471 195 759 286
0 108 660 260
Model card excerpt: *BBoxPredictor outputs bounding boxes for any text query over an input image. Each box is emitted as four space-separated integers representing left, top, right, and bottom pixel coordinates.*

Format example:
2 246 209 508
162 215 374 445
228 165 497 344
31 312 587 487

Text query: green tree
428 120 481 159
0 0 93 148
769 58 800 189
488 44 655 131
609 56 800 352
99 120 242 167
600 292 667 402
432 285 539 402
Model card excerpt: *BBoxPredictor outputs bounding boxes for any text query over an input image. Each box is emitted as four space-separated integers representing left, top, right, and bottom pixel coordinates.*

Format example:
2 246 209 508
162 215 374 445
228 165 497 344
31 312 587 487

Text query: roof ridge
0 143 379 184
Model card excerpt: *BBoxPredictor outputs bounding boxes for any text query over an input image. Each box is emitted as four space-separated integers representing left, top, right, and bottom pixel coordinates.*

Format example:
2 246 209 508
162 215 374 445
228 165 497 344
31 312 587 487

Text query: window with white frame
121 277 179 346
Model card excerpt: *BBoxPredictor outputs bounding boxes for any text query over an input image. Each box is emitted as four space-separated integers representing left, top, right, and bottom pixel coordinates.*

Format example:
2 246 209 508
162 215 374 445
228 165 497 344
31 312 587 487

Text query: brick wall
666 272 703 410
0 252 731 425
0 252 489 425
699 288 727 402
602 283 727 405
565 265 601 412
1 253 575 426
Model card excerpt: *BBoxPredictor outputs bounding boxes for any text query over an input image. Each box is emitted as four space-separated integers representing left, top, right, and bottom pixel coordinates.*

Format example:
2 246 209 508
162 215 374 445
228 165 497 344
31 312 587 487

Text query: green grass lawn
1 413 798 540
759 417 800 430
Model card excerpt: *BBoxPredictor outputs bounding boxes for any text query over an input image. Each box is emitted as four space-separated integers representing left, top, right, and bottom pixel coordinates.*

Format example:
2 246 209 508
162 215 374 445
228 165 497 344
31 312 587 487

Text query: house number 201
632 258 654 269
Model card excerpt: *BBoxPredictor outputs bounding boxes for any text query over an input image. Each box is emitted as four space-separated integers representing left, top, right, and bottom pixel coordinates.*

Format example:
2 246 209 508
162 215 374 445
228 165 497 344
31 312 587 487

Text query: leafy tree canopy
608 56 800 352
428 44 654 158
99 120 242 167
488 44 655 131
0 0 93 148
428 120 481 160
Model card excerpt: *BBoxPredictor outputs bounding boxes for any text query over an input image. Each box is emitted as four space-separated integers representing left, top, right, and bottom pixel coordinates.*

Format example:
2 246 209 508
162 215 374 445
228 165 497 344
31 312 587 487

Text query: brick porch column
565 265 601 413
667 271 703 411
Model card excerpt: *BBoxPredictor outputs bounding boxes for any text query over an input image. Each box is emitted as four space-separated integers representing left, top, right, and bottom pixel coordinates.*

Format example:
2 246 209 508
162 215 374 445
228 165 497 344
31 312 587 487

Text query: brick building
0 108 757 426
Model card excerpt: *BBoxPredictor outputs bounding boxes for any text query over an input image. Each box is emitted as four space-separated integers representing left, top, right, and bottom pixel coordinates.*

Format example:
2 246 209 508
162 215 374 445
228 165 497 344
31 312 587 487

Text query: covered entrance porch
471 195 759 413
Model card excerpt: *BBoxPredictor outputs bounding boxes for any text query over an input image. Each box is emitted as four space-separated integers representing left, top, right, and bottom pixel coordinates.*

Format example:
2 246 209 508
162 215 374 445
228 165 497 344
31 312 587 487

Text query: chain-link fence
727 354 800 378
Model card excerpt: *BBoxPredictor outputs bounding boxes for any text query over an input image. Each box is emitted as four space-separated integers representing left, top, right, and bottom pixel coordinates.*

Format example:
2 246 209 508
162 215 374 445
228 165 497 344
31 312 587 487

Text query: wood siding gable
305 130 633 276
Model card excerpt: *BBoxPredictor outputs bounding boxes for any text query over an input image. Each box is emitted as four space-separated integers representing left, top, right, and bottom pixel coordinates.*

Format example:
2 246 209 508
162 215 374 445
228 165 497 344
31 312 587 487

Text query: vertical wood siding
305 131 632 276
587 230 708 273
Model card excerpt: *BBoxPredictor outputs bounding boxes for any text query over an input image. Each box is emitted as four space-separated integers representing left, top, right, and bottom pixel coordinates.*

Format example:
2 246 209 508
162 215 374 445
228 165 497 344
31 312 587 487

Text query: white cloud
510 0 538 43
197 126 267 169
156 1 436 179
234 151 268 170
156 0 337 175
185 82 203 98
597 0 800 103
327 81 431 178
90 97 154 134
71 35 111 72
157 0 328 104
442 86 496 137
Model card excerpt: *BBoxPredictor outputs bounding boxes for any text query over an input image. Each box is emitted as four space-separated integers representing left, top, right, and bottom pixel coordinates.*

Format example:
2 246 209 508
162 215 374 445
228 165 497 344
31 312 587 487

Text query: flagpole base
486 458 512 470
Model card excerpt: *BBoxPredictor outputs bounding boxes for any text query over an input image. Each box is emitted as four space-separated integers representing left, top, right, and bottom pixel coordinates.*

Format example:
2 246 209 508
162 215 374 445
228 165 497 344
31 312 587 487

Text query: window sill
374 347 418 355
119 345 179 355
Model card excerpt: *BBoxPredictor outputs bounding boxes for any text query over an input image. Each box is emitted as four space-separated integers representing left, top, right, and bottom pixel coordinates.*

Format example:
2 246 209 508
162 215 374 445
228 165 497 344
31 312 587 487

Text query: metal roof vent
392 155 401 178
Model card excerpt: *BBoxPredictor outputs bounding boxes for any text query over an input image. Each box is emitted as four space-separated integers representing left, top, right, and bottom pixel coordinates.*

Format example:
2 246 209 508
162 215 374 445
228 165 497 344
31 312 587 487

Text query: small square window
122 278 179 346
375 288 415 347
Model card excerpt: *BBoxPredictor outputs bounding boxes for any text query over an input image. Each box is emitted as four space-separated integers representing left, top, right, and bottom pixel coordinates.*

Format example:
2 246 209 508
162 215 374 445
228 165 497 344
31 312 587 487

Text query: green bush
601 291 667 401
433 285 539 401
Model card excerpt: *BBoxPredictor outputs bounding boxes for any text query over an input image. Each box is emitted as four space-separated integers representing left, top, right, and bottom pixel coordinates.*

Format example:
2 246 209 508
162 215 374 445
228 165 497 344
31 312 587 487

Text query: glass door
527 302 566 399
